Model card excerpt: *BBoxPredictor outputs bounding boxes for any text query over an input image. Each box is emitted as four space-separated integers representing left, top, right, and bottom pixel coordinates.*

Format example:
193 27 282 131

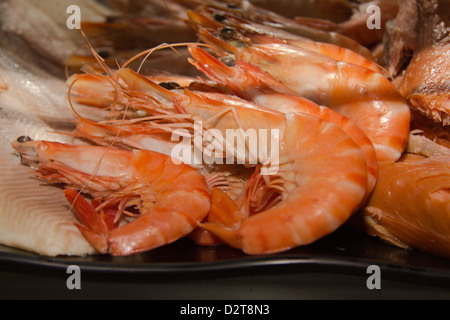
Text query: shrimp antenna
67 80 129 214
121 42 213 72
64 32 137 218
80 30 115 78
73 30 126 112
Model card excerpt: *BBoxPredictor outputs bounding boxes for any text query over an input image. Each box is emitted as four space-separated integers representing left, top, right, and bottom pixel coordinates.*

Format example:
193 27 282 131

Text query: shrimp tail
64 189 110 254
191 188 244 247
198 222 241 249
208 188 245 226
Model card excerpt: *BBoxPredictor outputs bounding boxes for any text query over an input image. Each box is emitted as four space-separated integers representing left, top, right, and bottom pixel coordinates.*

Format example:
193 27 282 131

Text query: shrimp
64 50 369 255
196 26 411 164
188 93 368 254
180 0 374 59
73 117 182 156
67 68 251 247
73 116 252 205
66 73 127 110
68 63 254 201
186 8 384 74
115 68 368 254
188 44 378 199
11 139 211 256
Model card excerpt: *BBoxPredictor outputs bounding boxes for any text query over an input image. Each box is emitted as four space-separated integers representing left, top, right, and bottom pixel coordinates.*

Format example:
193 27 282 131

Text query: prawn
188 45 378 199
72 116 252 205
180 0 375 59
186 8 384 74
196 26 411 164
187 92 368 254
115 68 369 254
66 68 252 247
11 138 211 256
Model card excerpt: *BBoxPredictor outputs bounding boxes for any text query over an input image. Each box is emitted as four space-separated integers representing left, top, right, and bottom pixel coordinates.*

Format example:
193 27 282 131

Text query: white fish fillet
0 48 77 124
0 44 100 256
0 47 110 126
0 0 115 67
0 106 96 256
0 25 110 256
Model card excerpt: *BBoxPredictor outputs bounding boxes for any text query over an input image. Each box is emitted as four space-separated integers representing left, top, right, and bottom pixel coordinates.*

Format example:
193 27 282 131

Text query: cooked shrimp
69 67 254 201
186 9 384 74
73 117 182 156
73 116 252 204
180 91 368 254
114 69 368 254
188 45 378 199
11 139 211 256
68 69 252 247
66 73 126 110
197 27 411 164
182 0 374 59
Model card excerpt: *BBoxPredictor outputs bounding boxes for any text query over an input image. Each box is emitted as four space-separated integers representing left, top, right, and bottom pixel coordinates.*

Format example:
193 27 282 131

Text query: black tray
1 226 450 299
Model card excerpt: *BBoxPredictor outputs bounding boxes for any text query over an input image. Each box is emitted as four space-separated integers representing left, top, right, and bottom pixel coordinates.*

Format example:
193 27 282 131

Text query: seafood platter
0 0 449 298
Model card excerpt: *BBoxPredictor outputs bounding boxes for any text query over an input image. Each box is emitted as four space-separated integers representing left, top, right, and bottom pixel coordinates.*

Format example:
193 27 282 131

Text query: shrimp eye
17 136 32 143
159 82 181 90
227 3 238 9
221 27 235 40
214 13 226 22
220 56 236 67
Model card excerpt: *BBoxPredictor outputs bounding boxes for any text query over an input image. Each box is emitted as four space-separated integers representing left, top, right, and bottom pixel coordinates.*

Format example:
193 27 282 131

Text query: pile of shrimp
11 0 450 258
